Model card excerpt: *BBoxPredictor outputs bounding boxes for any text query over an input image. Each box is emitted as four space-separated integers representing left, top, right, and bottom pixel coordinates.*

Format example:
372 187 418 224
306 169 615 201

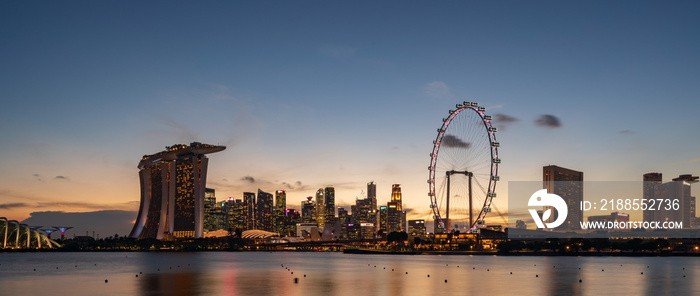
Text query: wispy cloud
159 117 201 143
619 130 635 135
424 81 452 98
55 175 69 180
0 203 29 210
318 45 357 59
535 114 562 128
241 176 256 183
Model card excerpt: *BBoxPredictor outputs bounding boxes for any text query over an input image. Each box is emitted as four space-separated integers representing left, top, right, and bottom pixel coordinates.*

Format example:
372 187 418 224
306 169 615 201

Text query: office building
408 220 426 238
391 184 402 211
543 165 583 231
653 175 698 227
204 188 216 232
257 189 274 231
244 192 256 230
643 173 663 223
129 142 225 240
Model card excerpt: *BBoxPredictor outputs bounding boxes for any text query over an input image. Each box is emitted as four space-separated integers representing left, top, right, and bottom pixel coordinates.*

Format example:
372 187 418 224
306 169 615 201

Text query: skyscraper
391 184 402 211
324 186 336 224
367 181 377 212
315 188 325 227
543 165 583 231
257 189 274 231
653 175 698 227
243 192 256 230
301 197 315 224
643 172 662 223
275 190 286 234
204 188 216 232
129 142 225 240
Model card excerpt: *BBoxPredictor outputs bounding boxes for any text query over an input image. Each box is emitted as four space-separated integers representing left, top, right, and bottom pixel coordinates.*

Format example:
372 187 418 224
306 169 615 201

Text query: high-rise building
257 189 274 231
387 201 401 233
204 188 216 232
301 197 315 224
643 173 663 223
367 181 377 212
243 192 256 230
653 175 698 227
274 190 287 234
225 198 246 231
408 220 426 238
315 189 325 227
391 184 402 211
691 196 697 219
338 207 350 239
378 206 388 233
543 165 583 231
275 190 286 213
324 186 336 225
129 142 225 240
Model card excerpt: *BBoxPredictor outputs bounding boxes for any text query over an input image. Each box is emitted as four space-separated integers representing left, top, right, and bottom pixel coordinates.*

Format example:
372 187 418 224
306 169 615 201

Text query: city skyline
1 2 699 237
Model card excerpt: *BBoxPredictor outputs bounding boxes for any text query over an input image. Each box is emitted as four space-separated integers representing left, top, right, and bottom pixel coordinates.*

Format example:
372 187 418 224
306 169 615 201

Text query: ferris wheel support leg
469 173 473 230
446 172 450 233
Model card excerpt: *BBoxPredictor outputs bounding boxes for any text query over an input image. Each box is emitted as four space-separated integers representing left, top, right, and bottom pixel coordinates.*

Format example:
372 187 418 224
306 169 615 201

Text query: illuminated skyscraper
387 201 401 233
257 189 274 231
275 190 286 233
275 190 286 213
643 172 662 223
301 197 315 223
367 181 377 211
324 186 336 224
378 206 388 233
244 192 256 230
543 165 583 231
315 189 325 227
391 184 402 211
129 142 225 240
204 188 216 232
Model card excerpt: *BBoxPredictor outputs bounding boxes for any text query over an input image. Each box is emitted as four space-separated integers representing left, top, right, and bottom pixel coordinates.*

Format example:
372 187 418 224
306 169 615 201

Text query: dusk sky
1 1 698 236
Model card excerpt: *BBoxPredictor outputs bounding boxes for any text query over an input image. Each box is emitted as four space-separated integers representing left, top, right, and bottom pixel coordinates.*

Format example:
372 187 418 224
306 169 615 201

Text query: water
0 252 698 295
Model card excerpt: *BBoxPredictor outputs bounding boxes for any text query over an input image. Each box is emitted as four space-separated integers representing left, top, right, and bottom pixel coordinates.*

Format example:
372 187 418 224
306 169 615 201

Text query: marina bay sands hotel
129 142 225 240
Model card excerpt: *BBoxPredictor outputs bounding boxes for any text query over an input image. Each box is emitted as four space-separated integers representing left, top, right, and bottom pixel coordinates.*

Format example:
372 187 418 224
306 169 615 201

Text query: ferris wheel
428 101 499 234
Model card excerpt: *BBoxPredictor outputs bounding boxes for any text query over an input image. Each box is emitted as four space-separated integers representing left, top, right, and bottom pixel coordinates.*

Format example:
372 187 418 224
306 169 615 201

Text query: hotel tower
129 142 225 240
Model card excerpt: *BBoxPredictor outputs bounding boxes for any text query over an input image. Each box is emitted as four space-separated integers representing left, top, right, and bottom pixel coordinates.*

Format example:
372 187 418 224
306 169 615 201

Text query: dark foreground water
0 252 698 295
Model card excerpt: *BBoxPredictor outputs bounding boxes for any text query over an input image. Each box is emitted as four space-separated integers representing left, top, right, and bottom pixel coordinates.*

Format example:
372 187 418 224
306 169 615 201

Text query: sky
1 1 699 237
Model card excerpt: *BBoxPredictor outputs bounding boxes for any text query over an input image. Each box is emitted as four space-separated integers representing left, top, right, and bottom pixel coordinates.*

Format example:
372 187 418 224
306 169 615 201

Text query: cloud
318 45 357 59
493 113 519 123
441 135 471 148
280 181 307 190
55 175 69 180
619 130 635 135
535 114 562 128
424 81 452 98
492 113 520 131
159 118 201 143
241 176 256 183
33 173 43 182
0 203 29 210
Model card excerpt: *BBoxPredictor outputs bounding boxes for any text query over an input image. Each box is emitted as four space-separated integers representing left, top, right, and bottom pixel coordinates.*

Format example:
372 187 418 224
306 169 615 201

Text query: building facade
543 165 583 231
129 142 225 240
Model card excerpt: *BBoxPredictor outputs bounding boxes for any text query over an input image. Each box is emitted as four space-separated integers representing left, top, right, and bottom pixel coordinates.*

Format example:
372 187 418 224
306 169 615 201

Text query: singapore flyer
428 101 499 234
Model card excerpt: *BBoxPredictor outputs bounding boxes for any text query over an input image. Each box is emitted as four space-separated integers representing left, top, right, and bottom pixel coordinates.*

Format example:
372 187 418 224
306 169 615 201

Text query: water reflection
1 252 699 296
